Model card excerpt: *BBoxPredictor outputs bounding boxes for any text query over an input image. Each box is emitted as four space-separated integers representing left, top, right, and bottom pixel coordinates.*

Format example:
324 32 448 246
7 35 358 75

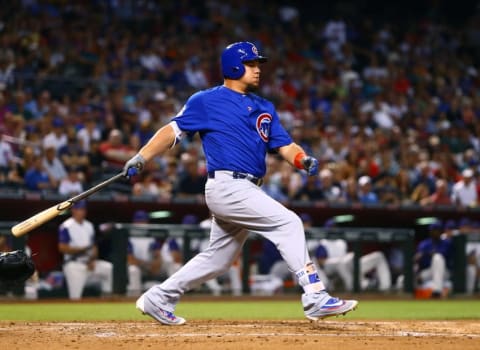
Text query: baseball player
415 221 453 298
123 41 358 325
58 200 113 300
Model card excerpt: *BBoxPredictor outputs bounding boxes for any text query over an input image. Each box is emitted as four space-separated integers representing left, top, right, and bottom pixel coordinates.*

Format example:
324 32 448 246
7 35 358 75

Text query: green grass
0 300 479 321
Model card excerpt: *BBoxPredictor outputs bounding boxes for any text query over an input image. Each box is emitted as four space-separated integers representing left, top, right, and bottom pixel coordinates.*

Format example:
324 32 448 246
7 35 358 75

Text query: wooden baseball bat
11 172 126 237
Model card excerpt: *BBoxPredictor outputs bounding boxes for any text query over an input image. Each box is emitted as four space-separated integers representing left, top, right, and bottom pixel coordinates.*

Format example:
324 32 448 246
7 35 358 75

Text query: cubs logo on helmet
256 113 272 142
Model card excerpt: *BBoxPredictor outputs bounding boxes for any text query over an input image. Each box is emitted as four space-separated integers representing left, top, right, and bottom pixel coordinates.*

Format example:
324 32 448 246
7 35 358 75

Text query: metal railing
1 222 470 296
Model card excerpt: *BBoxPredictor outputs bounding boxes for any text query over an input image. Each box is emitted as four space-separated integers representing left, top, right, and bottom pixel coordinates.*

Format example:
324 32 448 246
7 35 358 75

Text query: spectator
174 153 207 200
420 179 453 206
410 183 431 205
25 90 51 121
451 168 478 207
42 117 67 153
132 170 170 199
42 145 67 183
76 116 101 153
411 161 437 195
58 136 89 179
357 175 379 204
0 135 15 182
341 177 360 203
0 1 478 212
99 129 136 172
58 200 113 300
184 58 209 89
24 155 58 191
318 168 342 202
58 166 84 196
293 172 324 202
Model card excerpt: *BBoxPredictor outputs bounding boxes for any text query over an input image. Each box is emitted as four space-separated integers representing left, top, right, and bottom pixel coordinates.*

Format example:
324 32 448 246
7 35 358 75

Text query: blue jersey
172 86 292 177
416 237 453 270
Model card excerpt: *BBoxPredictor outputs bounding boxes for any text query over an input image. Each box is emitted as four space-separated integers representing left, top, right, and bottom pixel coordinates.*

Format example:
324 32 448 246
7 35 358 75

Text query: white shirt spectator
58 176 83 196
323 19 347 58
0 139 14 167
43 132 67 153
451 170 478 207
185 63 209 89
42 152 67 181
140 51 164 72
76 125 101 152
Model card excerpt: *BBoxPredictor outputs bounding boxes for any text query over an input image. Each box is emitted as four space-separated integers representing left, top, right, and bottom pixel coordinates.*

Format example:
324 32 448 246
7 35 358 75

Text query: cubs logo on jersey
256 113 272 142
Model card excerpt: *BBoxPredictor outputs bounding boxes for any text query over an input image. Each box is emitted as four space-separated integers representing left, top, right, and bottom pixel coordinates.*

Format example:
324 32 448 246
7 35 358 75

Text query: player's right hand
123 153 146 178
301 155 319 176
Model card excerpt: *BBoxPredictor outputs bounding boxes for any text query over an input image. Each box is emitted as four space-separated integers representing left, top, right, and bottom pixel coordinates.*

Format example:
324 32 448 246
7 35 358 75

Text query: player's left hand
123 153 146 178
301 156 319 176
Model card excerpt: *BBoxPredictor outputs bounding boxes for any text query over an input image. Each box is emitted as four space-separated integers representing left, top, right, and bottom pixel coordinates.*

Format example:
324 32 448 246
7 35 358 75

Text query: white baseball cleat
302 291 358 321
136 294 186 326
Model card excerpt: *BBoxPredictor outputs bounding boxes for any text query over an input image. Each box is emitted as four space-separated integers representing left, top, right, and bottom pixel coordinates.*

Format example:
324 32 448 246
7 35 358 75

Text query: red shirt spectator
99 129 136 170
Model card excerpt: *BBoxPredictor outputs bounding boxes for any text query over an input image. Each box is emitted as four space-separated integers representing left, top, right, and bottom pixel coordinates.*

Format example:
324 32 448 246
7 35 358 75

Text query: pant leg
146 217 248 308
270 261 291 281
360 251 392 291
128 264 142 295
228 262 243 295
335 252 355 291
466 264 477 294
93 259 113 294
63 261 88 300
430 253 446 292
205 175 310 273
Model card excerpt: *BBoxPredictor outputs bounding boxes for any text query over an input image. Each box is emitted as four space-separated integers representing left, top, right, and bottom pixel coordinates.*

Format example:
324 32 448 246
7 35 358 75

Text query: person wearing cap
126 210 182 296
58 200 113 300
414 221 453 298
42 117 67 153
24 154 58 191
451 168 477 207
357 175 379 204
99 129 136 172
58 166 84 196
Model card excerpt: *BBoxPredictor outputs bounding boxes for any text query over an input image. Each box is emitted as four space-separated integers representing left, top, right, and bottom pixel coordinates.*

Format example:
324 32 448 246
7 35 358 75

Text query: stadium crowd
0 1 480 210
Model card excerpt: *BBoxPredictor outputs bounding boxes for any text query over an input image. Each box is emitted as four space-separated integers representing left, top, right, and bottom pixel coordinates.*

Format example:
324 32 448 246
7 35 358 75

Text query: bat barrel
11 172 126 237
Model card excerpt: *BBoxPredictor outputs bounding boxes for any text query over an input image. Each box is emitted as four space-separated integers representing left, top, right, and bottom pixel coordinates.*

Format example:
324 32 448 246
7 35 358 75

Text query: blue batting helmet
221 41 267 79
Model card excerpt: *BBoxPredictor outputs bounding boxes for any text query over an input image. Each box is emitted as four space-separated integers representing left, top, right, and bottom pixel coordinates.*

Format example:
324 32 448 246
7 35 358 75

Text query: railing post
452 234 466 294
242 238 251 294
111 227 128 295
11 234 26 296
403 231 415 293
352 240 361 293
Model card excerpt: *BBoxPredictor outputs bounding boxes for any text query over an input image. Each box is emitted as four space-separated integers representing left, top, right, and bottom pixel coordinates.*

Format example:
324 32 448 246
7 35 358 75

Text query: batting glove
123 153 146 178
301 156 319 176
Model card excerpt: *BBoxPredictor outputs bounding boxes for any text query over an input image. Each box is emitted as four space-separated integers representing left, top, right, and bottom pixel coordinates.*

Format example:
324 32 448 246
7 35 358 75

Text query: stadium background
0 0 479 299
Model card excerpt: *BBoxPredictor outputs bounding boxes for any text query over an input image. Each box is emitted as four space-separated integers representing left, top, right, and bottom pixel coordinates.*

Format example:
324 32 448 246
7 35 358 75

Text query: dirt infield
1 320 479 350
